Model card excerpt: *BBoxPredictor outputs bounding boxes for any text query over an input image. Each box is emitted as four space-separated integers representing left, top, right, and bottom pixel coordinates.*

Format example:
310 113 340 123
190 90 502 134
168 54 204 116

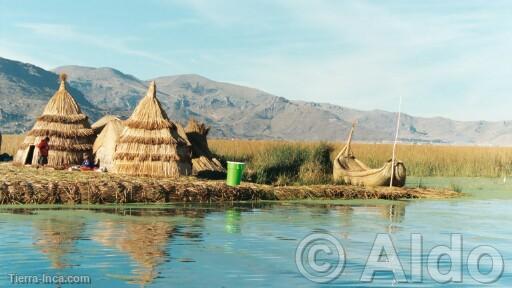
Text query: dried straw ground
0 165 458 204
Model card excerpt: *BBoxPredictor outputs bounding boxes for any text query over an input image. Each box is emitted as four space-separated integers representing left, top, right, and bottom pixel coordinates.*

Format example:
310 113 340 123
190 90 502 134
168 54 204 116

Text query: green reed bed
210 140 512 179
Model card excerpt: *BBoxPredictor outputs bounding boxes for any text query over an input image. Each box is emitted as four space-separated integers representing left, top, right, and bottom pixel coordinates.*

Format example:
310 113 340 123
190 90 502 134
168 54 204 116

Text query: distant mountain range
2 56 512 145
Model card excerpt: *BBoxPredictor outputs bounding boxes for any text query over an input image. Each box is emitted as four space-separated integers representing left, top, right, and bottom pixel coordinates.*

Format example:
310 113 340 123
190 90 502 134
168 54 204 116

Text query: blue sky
1 0 512 121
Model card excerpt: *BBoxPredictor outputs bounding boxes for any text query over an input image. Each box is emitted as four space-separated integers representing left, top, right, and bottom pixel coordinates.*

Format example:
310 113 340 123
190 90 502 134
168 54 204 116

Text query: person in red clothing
36 136 50 167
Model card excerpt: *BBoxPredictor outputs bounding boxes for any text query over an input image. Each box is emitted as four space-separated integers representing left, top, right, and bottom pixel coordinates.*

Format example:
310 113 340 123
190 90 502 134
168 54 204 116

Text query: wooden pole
390 95 402 187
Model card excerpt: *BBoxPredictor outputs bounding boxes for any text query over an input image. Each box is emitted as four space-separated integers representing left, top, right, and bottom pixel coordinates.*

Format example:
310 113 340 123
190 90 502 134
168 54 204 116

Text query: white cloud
16 22 177 67
0 37 75 69
0 46 54 69
7 1 512 121
145 18 202 29
191 0 512 120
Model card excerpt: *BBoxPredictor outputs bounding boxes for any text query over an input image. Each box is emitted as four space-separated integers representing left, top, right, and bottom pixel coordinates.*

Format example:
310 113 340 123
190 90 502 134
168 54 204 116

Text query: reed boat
333 125 406 187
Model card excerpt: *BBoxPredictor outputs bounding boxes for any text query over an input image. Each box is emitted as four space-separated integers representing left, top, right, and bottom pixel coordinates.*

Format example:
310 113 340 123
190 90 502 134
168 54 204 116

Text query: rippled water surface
0 177 511 287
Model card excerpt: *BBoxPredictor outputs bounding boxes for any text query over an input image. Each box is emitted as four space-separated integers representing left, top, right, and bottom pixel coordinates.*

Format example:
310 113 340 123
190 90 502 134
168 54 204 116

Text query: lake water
0 177 511 287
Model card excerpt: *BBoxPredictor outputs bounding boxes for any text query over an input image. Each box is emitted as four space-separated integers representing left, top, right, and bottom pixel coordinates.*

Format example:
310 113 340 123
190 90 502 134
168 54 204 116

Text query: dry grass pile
113 81 192 177
185 119 225 178
0 165 457 204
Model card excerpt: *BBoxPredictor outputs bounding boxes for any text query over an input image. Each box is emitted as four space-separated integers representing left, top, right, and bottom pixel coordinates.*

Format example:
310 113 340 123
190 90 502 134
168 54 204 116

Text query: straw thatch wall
113 81 192 177
93 118 124 171
13 74 94 167
185 119 225 177
92 115 121 135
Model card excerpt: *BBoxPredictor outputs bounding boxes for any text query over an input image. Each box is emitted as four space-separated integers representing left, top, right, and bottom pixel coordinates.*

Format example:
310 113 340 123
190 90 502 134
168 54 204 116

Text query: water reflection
0 201 413 287
33 216 85 269
380 204 406 223
380 203 406 233
334 203 406 238
90 207 209 284
225 209 241 234
93 219 175 285
336 206 354 239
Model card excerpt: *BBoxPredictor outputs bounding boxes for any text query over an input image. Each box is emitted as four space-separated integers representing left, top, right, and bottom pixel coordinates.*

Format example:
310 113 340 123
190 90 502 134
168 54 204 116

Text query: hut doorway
25 145 35 165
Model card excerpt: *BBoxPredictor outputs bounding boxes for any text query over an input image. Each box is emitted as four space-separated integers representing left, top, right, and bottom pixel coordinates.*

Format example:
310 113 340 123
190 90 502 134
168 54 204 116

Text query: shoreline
0 165 459 204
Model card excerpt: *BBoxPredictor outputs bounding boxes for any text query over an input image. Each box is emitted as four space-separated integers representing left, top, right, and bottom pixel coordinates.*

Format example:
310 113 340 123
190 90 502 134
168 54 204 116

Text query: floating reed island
0 165 459 204
1 74 460 204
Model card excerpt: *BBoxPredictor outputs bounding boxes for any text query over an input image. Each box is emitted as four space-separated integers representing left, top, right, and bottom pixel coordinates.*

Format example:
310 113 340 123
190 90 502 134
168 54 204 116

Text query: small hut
113 81 192 177
93 117 124 171
185 119 225 177
14 74 94 167
92 115 121 135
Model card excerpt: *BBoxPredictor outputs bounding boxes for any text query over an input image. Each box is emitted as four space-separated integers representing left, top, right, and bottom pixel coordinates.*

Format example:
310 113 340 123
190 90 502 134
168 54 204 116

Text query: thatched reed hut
14 74 94 167
92 115 121 135
185 119 225 177
93 117 124 171
113 81 192 177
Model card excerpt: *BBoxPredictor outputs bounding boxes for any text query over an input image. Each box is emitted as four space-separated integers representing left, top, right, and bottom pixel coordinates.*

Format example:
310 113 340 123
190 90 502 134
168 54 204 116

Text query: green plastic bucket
226 161 245 186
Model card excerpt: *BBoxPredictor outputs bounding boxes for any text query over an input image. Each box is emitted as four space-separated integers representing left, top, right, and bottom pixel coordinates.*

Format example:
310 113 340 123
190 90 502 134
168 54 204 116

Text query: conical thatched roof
93 117 124 171
14 74 94 167
92 115 121 135
113 81 192 177
185 119 225 177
